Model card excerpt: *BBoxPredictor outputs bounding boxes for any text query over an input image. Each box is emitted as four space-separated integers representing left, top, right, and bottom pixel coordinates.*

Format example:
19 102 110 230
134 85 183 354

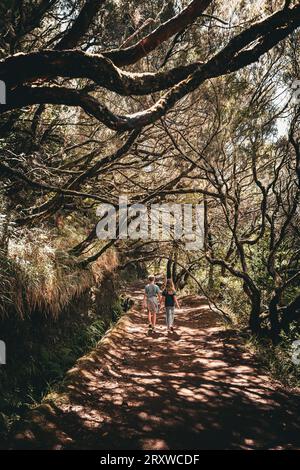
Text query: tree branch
56 0 107 50
0 50 200 95
104 0 213 66
1 5 300 132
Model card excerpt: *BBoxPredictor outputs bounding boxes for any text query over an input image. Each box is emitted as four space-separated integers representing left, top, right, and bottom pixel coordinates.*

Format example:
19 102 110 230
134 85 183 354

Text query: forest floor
13 282 300 450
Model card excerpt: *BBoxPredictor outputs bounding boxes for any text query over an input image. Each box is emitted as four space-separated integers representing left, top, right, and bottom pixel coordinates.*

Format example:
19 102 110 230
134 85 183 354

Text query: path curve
13 283 300 450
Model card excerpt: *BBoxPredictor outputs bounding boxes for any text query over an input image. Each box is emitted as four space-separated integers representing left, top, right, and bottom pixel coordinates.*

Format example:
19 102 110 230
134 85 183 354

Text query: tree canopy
0 0 300 338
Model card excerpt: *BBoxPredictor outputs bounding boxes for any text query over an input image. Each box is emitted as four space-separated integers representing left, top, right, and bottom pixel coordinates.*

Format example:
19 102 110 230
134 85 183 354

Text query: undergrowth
0 226 123 445
246 324 300 390
0 296 124 445
200 272 300 390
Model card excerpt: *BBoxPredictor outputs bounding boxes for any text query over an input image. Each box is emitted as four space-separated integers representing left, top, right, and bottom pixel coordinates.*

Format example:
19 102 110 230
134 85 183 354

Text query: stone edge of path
11 304 137 448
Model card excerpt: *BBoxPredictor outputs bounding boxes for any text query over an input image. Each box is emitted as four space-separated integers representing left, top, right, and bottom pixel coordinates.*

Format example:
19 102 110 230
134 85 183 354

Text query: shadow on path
13 283 300 450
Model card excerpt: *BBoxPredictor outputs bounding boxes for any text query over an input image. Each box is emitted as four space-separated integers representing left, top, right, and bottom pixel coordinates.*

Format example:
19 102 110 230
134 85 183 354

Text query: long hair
165 278 175 293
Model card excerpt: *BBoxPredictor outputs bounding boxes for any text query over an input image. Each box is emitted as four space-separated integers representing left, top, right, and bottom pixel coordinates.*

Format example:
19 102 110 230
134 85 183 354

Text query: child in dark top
161 278 180 332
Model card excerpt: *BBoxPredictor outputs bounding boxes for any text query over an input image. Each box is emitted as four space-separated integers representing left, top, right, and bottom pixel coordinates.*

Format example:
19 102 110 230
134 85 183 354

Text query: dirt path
14 283 300 450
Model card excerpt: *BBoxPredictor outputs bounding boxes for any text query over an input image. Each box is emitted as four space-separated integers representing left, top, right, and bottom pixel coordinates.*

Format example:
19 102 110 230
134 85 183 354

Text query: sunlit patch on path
13 283 300 450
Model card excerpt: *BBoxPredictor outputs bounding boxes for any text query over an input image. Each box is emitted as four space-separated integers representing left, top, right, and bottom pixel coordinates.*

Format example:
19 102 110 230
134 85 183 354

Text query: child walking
161 278 180 332
143 275 161 331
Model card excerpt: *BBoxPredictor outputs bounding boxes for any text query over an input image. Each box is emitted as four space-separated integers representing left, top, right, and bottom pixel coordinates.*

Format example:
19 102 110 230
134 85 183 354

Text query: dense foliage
0 0 300 438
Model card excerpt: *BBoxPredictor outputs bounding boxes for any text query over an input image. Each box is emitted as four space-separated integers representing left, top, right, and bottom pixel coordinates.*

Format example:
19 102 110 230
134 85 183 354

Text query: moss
0 287 124 444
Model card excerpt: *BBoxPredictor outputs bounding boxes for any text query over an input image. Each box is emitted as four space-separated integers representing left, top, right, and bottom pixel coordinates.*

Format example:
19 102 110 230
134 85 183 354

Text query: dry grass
0 227 119 319
91 250 119 284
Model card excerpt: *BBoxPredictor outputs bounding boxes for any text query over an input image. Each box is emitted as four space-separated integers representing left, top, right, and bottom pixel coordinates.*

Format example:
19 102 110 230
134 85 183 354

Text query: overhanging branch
1 5 300 132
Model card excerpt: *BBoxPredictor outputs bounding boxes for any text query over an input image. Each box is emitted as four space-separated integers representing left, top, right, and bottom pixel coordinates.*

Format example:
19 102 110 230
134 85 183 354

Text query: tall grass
0 228 118 318
0 226 121 444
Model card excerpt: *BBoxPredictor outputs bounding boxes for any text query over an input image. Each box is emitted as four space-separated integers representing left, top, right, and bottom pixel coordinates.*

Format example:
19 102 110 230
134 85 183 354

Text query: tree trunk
249 291 262 336
172 250 178 285
281 294 300 332
208 263 214 291
166 258 172 279
269 293 281 344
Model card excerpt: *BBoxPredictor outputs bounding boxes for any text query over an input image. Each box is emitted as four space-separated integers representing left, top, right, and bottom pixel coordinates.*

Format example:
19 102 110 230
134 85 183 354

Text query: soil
13 283 300 450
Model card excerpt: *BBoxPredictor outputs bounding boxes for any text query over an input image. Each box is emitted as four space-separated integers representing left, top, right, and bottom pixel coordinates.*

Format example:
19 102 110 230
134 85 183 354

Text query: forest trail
14 282 300 450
